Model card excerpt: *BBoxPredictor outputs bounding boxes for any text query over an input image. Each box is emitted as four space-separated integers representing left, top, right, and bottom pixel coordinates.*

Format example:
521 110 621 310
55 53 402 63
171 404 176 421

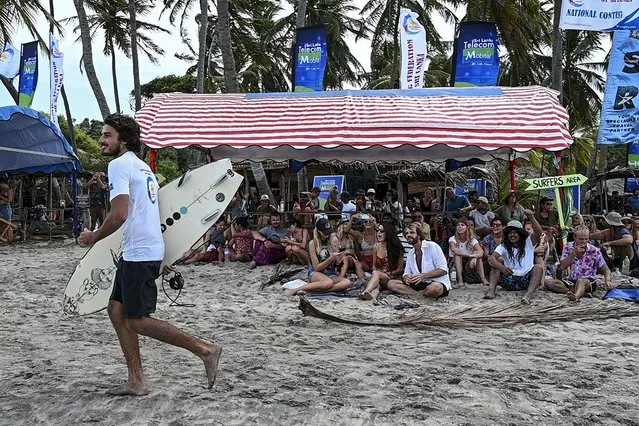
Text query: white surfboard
63 158 243 315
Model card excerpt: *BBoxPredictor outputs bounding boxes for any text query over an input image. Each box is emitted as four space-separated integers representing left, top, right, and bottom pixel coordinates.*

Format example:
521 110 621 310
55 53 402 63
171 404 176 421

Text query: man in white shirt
387 222 451 298
340 191 356 223
79 114 221 396
468 196 495 238
484 210 543 304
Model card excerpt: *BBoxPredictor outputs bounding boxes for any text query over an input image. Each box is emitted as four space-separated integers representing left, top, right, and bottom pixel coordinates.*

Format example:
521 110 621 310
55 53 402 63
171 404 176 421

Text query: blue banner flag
293 26 328 92
599 30 639 145
18 41 38 107
451 22 500 87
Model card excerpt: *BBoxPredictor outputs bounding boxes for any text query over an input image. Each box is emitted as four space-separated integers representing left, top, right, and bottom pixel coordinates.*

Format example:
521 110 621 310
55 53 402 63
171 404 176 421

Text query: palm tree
129 0 141 113
359 0 458 89
73 0 111 118
64 0 169 113
161 0 209 93
217 0 239 93
0 0 62 103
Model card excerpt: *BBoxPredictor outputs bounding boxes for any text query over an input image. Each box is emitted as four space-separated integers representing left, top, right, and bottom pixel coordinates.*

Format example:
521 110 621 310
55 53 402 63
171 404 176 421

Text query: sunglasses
376 228 385 232
492 223 503 227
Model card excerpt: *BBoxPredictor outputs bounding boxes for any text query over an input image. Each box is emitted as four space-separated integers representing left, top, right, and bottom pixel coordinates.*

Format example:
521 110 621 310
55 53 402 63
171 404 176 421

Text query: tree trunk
251 162 275 204
551 0 563 102
197 0 208 93
217 0 239 93
73 0 111 119
391 0 402 89
0 76 19 103
110 38 121 113
61 87 77 153
129 0 141 113
296 0 308 28
295 0 309 195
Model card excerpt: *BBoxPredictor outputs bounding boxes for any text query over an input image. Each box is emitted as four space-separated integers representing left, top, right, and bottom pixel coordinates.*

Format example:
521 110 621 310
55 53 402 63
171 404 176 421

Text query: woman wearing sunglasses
359 222 404 300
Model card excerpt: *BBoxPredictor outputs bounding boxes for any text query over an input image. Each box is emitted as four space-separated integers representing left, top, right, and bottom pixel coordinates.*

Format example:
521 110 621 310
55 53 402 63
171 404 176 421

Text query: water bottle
279 201 285 213
224 244 231 264
622 256 630 275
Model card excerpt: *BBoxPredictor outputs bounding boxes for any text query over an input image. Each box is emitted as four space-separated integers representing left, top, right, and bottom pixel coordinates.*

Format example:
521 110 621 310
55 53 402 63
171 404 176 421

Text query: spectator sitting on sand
335 221 365 285
383 222 451 299
285 218 353 296
184 218 227 264
359 221 404 301
484 210 544 304
229 216 254 262
544 225 613 301
282 217 310 265
249 212 288 269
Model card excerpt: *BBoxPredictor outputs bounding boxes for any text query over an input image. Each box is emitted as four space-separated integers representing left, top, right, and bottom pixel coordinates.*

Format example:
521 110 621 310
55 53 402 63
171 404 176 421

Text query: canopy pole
71 168 80 240
149 149 157 173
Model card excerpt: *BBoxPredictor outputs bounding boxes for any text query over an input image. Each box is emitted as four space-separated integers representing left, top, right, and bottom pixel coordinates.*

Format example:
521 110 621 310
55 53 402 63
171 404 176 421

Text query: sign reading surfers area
524 174 588 191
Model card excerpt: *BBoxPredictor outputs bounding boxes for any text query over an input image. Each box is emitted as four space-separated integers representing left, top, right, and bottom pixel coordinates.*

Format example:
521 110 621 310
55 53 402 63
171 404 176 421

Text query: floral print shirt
561 242 606 281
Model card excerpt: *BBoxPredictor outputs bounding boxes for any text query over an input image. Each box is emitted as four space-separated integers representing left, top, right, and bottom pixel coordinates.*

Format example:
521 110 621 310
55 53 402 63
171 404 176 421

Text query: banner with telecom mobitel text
0 42 20 78
50 35 64 126
312 175 345 209
451 21 500 87
599 30 639 145
560 0 639 31
399 8 427 89
18 41 38 107
293 26 328 92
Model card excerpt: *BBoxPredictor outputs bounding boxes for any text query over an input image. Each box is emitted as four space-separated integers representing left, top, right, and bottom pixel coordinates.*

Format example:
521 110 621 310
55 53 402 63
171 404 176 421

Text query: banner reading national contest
559 0 639 31
293 26 328 92
599 30 639 145
399 8 427 90
451 22 500 87
18 41 38 108
50 35 64 126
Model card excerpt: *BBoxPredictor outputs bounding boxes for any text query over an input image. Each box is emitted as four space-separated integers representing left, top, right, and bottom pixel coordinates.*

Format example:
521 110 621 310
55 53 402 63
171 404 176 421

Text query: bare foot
248 261 257 269
201 343 223 389
520 296 531 305
483 291 495 300
481 278 490 286
566 292 578 302
360 290 374 300
107 381 149 396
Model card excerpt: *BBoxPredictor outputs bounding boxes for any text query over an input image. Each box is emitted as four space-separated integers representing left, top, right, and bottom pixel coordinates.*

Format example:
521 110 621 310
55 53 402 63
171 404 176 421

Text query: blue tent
0 105 82 237
0 105 80 174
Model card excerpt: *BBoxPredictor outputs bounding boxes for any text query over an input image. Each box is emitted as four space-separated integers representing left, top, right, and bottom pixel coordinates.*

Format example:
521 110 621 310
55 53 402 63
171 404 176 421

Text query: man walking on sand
79 113 221 396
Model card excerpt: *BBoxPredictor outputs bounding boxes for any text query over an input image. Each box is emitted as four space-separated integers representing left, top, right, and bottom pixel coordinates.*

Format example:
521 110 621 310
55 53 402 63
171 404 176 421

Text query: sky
0 1 456 121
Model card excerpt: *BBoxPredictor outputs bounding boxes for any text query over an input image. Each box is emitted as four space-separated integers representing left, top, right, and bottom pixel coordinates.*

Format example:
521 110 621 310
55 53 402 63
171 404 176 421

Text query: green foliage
58 117 109 173
137 74 197 104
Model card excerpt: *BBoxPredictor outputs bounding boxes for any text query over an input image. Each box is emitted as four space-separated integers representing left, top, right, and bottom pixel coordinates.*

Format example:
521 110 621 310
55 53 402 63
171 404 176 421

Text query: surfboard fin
210 169 234 189
202 209 221 225
177 169 192 188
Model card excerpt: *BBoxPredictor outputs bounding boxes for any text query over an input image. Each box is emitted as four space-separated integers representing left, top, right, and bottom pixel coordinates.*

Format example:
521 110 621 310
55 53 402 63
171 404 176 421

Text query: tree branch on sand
299 298 639 329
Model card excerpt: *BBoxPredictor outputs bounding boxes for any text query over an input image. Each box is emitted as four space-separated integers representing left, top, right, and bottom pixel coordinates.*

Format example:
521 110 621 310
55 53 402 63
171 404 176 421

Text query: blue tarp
0 105 82 237
0 105 81 174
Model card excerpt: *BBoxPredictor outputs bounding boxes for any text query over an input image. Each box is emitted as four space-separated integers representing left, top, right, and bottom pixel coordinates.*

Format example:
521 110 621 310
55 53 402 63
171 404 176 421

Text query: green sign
524 174 587 191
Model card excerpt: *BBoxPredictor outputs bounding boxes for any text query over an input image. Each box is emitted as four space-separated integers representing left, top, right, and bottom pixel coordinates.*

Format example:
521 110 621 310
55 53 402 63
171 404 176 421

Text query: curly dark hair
104 113 141 153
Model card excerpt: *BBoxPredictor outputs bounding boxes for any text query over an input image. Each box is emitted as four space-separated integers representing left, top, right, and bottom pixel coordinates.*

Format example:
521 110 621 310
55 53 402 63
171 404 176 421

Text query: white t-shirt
448 236 479 258
469 209 495 229
108 151 164 262
494 236 535 276
404 240 451 290
341 201 357 222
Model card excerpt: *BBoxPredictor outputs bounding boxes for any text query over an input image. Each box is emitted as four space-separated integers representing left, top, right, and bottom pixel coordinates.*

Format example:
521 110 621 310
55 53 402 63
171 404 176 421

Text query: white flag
0 42 20 78
399 8 427 90
50 35 64 126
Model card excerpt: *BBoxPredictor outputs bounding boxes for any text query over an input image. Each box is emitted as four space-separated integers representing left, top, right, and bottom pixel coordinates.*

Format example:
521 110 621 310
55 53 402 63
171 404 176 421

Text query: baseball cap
477 196 489 204
315 218 334 234
367 188 376 194
260 194 269 201
540 197 554 204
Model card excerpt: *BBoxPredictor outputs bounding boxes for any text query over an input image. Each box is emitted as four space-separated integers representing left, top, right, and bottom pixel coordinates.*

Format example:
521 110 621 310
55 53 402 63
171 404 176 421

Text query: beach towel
603 287 639 303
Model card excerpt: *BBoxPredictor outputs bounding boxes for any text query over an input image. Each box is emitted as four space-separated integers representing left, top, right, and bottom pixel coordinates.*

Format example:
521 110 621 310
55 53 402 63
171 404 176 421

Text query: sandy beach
2 241 639 425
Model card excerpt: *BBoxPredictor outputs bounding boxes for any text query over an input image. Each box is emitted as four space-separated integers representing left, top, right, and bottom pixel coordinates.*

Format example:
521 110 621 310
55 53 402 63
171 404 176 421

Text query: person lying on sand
544 225 613 301
79 114 221 396
382 222 451 299
484 210 543 305
285 218 352 296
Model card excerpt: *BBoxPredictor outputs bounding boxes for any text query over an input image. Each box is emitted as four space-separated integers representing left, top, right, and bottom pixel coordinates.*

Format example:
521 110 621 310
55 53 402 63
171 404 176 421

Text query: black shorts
412 280 450 297
111 259 162 318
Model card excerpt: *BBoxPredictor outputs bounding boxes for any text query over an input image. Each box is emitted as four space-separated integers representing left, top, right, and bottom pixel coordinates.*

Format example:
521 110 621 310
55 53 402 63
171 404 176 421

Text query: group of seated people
183 187 634 305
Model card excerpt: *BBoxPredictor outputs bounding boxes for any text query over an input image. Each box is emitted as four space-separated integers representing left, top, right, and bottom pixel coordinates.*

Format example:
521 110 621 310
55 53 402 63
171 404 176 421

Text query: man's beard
101 145 121 157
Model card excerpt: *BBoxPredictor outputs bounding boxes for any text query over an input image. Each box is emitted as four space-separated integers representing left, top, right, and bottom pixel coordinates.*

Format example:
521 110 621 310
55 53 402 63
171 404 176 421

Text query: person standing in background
85 172 108 230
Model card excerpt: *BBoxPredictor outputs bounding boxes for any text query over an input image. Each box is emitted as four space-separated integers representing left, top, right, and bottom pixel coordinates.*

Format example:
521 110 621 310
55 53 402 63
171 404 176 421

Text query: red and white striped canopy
136 86 572 164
